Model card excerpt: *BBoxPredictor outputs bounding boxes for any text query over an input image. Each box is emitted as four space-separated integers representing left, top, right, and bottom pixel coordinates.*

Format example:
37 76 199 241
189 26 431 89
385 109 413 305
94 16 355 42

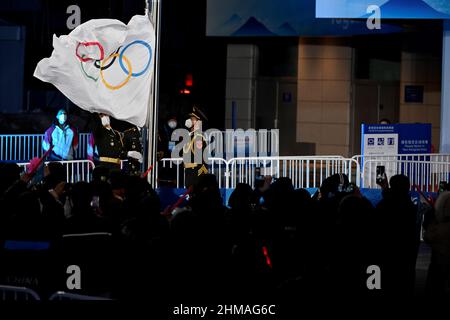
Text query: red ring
76 42 105 62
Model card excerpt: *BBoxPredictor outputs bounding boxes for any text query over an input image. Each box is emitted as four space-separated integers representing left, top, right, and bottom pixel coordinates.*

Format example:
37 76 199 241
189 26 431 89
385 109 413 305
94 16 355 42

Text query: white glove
127 151 143 163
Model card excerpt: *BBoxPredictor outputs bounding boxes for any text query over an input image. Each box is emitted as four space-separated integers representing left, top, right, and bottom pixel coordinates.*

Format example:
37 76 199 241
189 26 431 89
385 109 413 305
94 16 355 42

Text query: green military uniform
183 130 208 188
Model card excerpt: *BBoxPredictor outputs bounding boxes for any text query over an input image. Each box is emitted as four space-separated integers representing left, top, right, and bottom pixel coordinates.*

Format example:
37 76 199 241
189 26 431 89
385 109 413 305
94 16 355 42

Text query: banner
34 15 155 127
361 123 432 156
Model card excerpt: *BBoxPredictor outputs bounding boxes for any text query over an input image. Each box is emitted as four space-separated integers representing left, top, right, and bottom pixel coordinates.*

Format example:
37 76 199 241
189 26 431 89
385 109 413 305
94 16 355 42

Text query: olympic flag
34 15 155 127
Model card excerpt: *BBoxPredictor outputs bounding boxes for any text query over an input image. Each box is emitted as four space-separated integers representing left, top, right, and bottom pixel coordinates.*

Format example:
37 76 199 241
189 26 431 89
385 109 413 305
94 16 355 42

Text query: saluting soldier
183 106 209 188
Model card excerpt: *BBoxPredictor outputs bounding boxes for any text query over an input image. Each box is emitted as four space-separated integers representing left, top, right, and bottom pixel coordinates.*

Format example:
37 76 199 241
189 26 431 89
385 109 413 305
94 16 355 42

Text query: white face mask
194 120 202 131
57 114 67 125
168 121 177 129
185 118 193 129
101 116 110 127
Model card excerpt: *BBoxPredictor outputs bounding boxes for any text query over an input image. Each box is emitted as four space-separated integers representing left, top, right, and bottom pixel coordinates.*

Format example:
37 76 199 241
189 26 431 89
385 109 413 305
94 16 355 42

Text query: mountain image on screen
363 0 450 19
276 22 298 36
232 17 276 36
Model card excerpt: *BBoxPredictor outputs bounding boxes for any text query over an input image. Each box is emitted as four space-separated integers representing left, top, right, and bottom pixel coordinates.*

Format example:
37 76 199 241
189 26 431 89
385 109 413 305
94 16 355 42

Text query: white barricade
17 160 95 184
362 159 450 192
0 133 91 162
0 134 44 162
227 156 359 189
157 157 228 188
158 156 359 190
353 153 450 166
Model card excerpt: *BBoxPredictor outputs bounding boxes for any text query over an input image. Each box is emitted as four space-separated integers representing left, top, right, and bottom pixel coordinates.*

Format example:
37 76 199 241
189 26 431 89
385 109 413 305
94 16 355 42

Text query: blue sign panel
316 0 450 19
361 123 432 156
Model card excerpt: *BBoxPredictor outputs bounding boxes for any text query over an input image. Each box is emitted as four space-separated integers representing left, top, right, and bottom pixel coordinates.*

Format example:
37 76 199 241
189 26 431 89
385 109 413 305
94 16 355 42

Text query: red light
185 74 193 87
180 88 191 95
262 246 272 269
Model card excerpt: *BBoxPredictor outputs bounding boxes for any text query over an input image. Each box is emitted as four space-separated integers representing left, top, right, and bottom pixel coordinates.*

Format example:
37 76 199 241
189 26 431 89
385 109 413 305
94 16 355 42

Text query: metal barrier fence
4 136 450 191
157 156 359 189
228 156 359 189
158 157 229 188
75 133 91 160
0 133 91 162
352 153 450 165
362 159 450 192
17 160 95 183
0 285 41 301
0 134 43 162
49 291 111 301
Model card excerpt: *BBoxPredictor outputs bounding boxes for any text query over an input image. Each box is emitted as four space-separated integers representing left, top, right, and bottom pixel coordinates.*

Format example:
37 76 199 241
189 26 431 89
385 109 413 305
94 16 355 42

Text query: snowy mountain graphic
276 22 298 36
232 17 276 36
220 14 243 35
362 0 450 18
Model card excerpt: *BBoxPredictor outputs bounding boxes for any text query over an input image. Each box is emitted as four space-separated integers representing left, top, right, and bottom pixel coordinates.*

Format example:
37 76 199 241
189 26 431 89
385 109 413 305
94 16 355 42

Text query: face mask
101 116 110 127
193 120 202 131
168 121 177 129
185 118 193 129
57 114 67 125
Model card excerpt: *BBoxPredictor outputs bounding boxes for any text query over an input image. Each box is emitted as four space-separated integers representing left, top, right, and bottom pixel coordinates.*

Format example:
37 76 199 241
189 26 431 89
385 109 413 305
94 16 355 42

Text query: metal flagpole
146 0 162 187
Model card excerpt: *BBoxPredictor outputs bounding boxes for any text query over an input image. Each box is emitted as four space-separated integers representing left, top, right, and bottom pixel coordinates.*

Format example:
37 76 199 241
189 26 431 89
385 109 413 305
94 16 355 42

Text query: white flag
34 15 155 128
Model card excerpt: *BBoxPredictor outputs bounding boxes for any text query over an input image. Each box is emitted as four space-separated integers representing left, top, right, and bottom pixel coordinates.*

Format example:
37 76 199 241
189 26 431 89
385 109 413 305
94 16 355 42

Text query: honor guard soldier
183 106 209 188
122 125 143 176
88 113 126 170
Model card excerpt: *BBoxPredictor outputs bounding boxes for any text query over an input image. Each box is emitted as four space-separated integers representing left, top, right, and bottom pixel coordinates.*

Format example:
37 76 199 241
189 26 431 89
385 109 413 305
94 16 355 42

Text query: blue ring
119 40 152 77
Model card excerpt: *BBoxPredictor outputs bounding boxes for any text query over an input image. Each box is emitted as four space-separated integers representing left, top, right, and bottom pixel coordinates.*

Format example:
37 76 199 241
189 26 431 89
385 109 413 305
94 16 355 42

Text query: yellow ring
100 53 132 90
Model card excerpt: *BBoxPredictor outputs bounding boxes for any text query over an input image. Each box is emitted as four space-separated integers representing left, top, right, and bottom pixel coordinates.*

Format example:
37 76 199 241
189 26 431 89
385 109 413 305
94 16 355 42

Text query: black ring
94 47 121 70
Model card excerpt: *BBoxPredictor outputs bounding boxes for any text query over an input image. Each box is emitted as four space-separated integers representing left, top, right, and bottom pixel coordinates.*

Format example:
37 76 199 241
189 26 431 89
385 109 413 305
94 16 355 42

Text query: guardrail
158 157 229 188
157 156 359 189
17 160 95 184
0 133 91 162
227 156 358 189
362 159 450 192
352 153 450 165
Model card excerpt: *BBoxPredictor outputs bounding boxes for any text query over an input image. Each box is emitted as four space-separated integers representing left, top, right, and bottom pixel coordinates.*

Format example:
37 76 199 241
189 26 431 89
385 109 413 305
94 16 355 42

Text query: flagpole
146 0 162 187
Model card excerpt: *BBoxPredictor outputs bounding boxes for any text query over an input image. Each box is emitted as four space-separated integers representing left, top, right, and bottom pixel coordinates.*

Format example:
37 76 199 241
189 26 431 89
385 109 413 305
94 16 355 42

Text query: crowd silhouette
0 162 449 301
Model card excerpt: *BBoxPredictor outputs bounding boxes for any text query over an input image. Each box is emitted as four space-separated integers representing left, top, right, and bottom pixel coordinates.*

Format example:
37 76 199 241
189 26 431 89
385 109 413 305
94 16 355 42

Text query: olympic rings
76 39 152 90
100 53 132 90
76 42 104 62
119 40 152 77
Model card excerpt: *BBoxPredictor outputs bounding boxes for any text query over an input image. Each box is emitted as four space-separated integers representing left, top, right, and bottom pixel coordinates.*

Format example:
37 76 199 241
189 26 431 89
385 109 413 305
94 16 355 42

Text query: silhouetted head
320 174 350 199
270 177 294 193
228 183 256 210
109 170 127 190
92 166 110 183
294 188 312 204
389 174 410 195
337 195 370 226
70 182 92 211
44 161 66 189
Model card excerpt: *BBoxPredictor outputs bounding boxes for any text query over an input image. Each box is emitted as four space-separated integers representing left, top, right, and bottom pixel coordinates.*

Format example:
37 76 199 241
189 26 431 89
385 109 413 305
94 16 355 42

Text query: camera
439 181 448 193
376 166 386 184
